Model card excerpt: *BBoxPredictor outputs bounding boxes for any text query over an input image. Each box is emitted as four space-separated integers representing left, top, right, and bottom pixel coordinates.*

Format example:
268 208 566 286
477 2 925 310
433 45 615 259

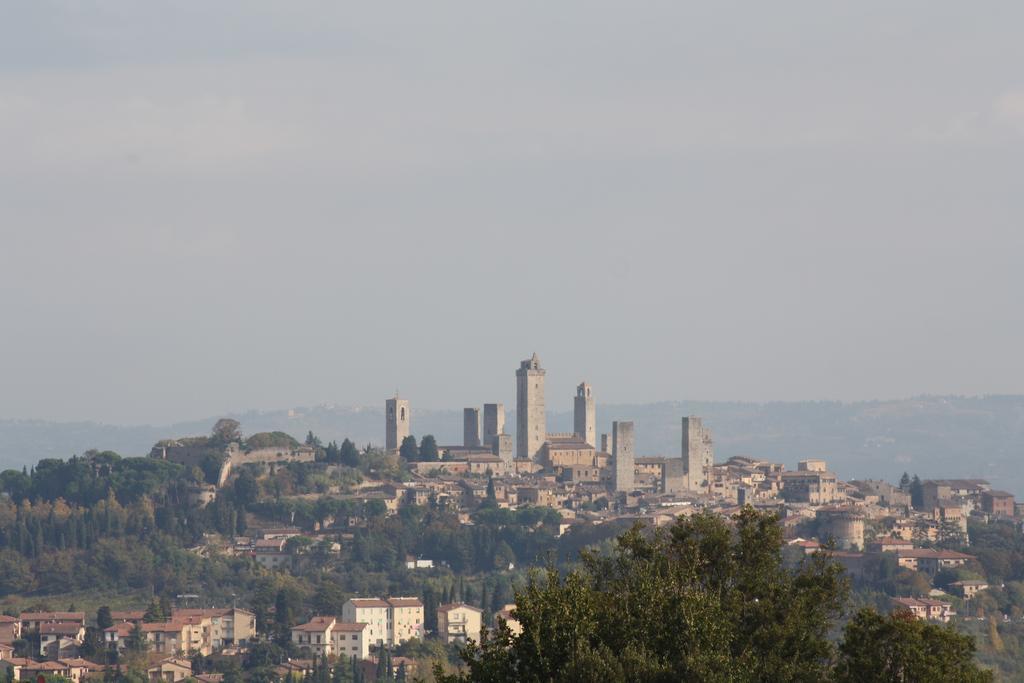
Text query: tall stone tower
482 403 505 447
573 382 596 447
463 408 481 448
515 353 546 460
612 421 635 493
385 395 410 452
682 416 713 492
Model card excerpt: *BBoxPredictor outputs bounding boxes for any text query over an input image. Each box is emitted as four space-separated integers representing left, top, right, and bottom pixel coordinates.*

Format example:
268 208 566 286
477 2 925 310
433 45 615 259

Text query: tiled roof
438 603 482 613
386 597 423 608
40 622 83 635
21 612 85 622
348 598 389 608
291 616 335 632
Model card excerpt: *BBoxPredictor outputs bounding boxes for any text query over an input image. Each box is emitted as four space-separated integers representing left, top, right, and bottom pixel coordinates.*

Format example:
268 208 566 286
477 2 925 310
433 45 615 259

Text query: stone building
385 396 410 452
816 507 865 550
682 417 714 492
491 433 514 463
573 383 596 448
612 421 635 493
515 353 546 460
463 408 481 448
482 403 505 447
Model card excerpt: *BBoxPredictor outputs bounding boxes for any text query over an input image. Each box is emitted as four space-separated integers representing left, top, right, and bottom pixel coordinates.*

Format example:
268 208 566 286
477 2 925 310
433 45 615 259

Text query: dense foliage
438 510 991 683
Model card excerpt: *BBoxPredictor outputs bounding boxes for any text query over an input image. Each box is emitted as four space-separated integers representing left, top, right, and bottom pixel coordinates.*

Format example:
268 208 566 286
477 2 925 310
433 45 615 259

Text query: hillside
2 395 1023 494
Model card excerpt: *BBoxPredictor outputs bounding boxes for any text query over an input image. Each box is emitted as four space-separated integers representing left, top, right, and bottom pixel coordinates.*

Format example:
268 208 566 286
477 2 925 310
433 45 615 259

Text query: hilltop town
0 353 1020 681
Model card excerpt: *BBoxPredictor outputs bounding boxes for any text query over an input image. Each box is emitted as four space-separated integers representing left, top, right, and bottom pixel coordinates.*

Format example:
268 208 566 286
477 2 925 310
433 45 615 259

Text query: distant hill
2 395 1023 494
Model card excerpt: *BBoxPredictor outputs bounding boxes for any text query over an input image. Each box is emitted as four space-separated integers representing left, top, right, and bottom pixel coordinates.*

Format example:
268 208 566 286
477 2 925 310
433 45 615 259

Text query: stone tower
515 353 546 460
612 421 635 493
482 403 505 447
463 407 481 448
682 416 713 492
385 395 410 452
573 382 596 447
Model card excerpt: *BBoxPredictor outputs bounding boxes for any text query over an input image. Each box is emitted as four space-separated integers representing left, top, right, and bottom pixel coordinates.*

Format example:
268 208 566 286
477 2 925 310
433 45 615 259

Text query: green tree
339 439 361 467
910 475 924 510
438 508 848 683
399 436 419 462
97 605 114 630
834 609 992 682
211 419 242 446
419 435 439 462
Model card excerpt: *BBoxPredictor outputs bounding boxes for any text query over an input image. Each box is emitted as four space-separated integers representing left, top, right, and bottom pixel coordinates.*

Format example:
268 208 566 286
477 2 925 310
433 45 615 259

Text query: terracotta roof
104 623 135 636
332 623 367 632
896 549 973 560
21 612 85 622
141 621 185 633
40 622 84 635
110 611 145 621
0 615 17 623
438 603 482 613
58 659 105 670
386 598 423 608
347 599 389 608
19 661 69 671
291 616 335 632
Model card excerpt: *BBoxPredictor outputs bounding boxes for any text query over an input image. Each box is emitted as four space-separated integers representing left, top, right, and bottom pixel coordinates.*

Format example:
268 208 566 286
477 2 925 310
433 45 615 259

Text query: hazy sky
1 2 1023 425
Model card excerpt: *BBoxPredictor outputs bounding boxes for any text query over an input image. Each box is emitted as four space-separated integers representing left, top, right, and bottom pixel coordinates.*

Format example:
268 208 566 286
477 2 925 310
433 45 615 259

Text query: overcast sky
1 2 1022 425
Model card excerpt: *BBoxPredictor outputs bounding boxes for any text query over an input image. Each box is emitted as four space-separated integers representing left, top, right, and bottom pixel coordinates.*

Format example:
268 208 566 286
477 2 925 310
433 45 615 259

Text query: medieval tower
482 403 505 447
682 416 713 492
612 420 635 492
385 395 410 452
516 353 546 460
463 407 482 448
573 382 596 447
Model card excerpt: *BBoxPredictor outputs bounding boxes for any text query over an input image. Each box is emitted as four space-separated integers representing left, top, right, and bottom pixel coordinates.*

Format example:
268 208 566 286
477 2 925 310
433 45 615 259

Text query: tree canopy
438 508 991 683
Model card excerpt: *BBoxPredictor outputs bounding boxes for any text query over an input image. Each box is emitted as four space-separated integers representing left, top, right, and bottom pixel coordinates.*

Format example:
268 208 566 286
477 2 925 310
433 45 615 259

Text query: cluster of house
0 609 252 683
289 597 520 658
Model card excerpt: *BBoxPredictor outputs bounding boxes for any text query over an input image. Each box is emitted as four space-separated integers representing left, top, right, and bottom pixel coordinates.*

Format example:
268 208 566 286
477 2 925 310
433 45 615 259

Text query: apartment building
290 617 369 660
437 604 482 644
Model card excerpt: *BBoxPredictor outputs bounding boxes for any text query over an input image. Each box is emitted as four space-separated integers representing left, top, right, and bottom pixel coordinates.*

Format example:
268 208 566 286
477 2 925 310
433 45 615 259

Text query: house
39 622 85 658
868 537 914 553
171 608 256 648
341 599 389 646
103 622 136 651
385 598 424 645
272 660 315 680
493 604 521 636
404 556 434 570
981 491 1015 517
895 548 974 574
290 618 369 660
56 658 106 683
892 597 955 623
950 580 989 599
0 616 20 644
0 644 13 663
290 616 334 656
253 538 290 570
147 657 195 682
141 621 189 655
9 659 72 682
437 604 483 644
20 612 86 632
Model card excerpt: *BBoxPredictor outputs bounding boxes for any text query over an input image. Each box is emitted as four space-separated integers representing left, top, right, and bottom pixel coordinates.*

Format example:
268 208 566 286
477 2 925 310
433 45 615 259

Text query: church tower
573 382 596 447
516 353 546 460
385 395 410 452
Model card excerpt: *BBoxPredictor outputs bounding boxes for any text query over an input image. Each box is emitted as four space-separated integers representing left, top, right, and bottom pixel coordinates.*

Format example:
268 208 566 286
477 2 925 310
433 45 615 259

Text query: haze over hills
2 394 1022 495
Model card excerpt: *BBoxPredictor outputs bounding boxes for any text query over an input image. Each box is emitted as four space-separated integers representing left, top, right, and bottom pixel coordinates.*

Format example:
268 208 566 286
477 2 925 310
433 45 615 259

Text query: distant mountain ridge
2 395 1023 494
